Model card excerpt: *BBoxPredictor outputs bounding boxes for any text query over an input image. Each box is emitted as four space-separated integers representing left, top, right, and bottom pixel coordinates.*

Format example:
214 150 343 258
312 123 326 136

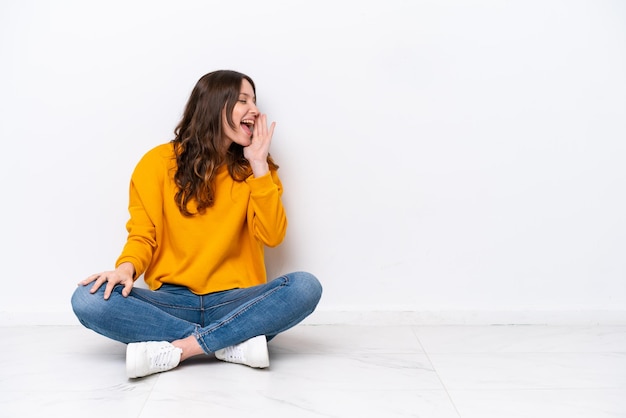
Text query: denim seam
199 291 205 327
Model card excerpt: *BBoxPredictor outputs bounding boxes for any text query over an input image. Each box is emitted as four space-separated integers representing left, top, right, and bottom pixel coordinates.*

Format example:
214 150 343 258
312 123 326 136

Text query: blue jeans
71 271 322 354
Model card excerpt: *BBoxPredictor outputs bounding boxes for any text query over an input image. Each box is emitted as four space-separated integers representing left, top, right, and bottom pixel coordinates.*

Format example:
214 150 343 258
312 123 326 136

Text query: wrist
117 262 136 280
250 160 269 177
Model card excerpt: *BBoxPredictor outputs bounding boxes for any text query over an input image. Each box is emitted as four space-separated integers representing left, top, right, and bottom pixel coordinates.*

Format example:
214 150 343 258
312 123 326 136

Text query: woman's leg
70 283 202 344
71 271 321 373
195 271 322 353
70 271 321 352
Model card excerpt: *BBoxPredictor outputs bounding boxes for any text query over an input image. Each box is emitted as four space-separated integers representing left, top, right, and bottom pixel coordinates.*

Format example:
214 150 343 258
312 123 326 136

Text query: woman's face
222 79 259 147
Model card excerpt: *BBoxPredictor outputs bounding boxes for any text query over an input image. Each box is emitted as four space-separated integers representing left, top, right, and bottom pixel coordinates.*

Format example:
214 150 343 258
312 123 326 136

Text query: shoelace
221 344 244 361
150 346 178 370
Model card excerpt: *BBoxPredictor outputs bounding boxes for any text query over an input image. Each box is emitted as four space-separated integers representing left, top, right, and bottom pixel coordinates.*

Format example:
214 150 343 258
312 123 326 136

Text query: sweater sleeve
115 148 164 277
245 169 288 247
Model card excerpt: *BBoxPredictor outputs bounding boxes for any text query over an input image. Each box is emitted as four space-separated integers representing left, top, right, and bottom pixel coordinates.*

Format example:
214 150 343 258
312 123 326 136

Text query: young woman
71 70 322 378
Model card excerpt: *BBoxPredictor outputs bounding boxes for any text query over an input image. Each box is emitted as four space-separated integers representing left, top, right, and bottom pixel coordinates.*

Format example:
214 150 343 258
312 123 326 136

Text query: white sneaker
126 341 183 378
215 335 269 368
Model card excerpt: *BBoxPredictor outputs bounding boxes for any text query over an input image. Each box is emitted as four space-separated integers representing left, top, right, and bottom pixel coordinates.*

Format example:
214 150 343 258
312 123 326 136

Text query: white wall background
1 0 625 325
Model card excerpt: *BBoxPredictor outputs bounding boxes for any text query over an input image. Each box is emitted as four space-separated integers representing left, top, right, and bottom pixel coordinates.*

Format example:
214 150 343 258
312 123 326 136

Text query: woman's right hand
78 262 135 300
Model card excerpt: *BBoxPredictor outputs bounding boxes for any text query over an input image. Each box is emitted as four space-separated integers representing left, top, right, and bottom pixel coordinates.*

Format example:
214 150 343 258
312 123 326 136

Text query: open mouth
241 119 255 136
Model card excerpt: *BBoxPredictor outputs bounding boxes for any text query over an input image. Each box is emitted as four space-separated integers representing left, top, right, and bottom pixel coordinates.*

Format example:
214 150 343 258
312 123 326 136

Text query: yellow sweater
115 142 287 294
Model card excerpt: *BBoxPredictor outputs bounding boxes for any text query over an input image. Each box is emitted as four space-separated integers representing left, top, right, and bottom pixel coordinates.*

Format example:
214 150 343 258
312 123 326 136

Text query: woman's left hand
244 113 275 177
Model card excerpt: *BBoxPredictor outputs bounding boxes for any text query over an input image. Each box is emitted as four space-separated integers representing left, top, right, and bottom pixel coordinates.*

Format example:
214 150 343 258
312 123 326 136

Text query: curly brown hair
171 70 278 216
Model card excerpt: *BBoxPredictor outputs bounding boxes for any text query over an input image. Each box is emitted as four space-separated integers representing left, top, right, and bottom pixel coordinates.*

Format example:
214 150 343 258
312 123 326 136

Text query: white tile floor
1 324 625 417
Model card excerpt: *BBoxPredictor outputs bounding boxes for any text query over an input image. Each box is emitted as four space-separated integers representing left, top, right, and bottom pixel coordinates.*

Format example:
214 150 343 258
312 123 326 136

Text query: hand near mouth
244 113 276 177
